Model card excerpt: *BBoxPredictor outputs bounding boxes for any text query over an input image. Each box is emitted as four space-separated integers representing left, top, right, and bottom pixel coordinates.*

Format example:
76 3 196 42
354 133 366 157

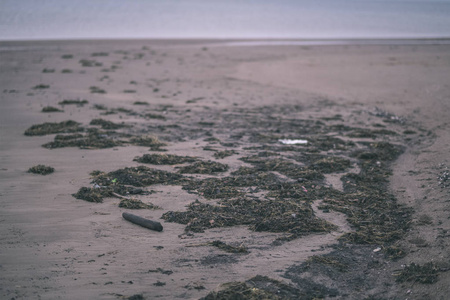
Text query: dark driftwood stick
122 212 163 232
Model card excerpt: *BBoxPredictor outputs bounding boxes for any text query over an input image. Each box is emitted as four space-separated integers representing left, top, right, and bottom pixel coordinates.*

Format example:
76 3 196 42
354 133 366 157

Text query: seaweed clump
72 186 111 203
241 157 323 181
42 130 123 149
41 106 63 112
24 120 82 136
201 275 307 300
28 165 54 175
58 99 88 106
177 161 229 174
162 198 335 241
209 240 248 254
90 118 127 130
119 198 159 210
134 153 197 165
91 166 184 187
394 262 441 284
129 136 167 151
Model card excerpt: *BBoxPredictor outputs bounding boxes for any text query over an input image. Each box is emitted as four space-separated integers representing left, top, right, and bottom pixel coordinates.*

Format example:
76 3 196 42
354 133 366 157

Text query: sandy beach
1 39 450 299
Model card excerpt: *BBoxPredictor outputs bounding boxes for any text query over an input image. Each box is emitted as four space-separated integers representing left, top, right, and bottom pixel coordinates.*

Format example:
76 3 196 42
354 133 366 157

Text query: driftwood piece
122 212 163 232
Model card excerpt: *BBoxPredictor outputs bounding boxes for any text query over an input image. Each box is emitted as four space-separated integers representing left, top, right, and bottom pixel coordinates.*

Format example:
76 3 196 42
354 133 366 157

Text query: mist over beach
1 1 450 300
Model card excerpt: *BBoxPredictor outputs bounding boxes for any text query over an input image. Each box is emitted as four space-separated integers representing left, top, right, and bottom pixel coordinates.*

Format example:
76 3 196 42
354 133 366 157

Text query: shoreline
2 37 450 48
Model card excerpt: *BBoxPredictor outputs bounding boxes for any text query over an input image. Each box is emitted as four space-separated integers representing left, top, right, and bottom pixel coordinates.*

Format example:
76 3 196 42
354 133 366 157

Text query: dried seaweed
177 161 229 174
24 120 82 136
134 153 197 165
129 136 166 150
394 262 440 284
58 99 88 106
41 106 63 112
72 187 111 203
28 165 54 175
119 198 159 210
162 197 335 240
201 275 308 300
43 129 123 149
241 157 323 181
209 240 248 254
90 118 127 130
214 150 238 159
91 166 184 187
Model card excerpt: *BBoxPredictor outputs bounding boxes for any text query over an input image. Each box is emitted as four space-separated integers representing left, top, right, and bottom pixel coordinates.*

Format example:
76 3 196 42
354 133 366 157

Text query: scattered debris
279 139 308 145
122 212 163 232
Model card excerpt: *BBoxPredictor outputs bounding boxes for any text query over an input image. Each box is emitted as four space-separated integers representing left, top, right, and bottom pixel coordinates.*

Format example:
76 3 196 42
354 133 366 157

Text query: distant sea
1 0 450 41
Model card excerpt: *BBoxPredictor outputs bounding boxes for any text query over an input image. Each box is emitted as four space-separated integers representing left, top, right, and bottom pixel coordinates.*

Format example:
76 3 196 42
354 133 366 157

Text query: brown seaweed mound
134 153 197 165
24 120 82 136
177 161 229 174
92 166 183 187
28 165 54 175
162 197 336 240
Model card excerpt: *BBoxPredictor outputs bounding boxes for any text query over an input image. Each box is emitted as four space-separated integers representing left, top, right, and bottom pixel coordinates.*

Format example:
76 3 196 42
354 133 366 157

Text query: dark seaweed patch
214 150 238 159
24 120 82 136
43 129 123 149
133 101 148 105
241 157 323 181
134 153 197 165
90 118 127 130
91 166 183 187
90 86 106 94
33 84 50 89
28 165 54 175
79 59 103 67
118 198 159 210
394 262 440 284
177 161 229 174
58 99 88 106
209 240 248 254
41 106 63 112
129 136 166 150
72 187 111 203
201 275 308 300
162 197 335 240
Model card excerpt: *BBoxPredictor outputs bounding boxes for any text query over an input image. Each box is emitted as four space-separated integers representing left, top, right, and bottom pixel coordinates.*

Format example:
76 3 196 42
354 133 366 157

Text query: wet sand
1 39 450 299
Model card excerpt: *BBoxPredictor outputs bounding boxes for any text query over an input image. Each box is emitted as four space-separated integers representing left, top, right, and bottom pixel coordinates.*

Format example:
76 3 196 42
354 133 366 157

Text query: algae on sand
91 166 184 187
119 198 160 210
134 153 197 165
24 120 82 136
177 160 229 174
162 197 336 240
28 165 54 175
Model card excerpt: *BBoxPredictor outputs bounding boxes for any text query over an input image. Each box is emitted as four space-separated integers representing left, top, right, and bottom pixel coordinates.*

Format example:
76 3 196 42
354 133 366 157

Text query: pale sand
1 40 450 299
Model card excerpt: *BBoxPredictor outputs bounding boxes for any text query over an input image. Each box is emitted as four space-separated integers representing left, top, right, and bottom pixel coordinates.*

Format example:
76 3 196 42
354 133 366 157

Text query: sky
1 0 450 40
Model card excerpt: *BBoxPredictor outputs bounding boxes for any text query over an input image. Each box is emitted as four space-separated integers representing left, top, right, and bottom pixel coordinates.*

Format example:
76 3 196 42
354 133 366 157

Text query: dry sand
1 39 450 299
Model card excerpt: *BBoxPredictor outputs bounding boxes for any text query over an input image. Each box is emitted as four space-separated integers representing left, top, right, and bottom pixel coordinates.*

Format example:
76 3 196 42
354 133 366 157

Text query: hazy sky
1 0 450 40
